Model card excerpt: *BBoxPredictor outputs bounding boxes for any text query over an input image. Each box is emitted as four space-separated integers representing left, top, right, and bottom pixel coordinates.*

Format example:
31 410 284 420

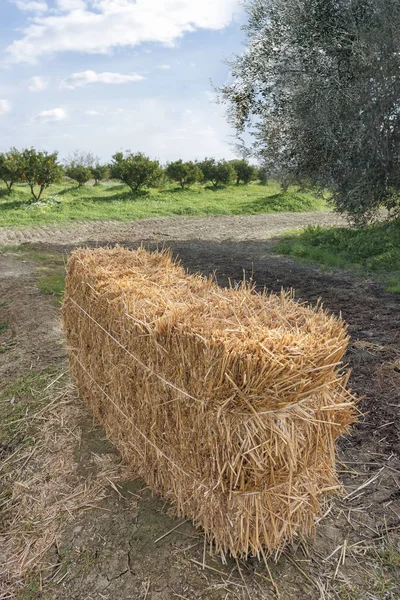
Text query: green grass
37 273 65 302
0 181 328 227
0 369 60 445
0 244 66 302
0 321 12 354
0 321 9 335
274 219 400 292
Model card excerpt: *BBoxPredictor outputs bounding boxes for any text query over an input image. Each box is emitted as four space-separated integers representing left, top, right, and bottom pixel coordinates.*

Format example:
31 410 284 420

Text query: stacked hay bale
62 247 357 558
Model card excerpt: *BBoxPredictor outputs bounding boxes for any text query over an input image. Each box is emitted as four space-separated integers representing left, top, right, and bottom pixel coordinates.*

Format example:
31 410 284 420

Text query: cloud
0 99 11 115
7 0 241 63
85 109 103 116
56 0 86 10
60 70 144 90
157 65 171 70
35 107 67 122
14 1 48 12
28 75 49 92
81 98 235 162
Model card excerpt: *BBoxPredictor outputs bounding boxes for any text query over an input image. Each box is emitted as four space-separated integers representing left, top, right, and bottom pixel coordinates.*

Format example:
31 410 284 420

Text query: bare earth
0 211 346 247
0 213 399 600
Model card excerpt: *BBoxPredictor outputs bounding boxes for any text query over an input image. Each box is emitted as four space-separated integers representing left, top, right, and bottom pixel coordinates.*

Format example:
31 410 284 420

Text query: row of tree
0 148 269 202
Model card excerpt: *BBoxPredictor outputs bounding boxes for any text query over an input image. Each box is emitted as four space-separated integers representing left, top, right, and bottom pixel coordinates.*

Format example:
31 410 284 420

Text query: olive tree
219 0 400 224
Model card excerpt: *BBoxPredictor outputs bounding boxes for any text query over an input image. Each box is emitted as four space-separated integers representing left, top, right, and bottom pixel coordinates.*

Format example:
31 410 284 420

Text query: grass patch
0 244 66 303
37 273 65 302
0 321 9 335
0 181 328 227
377 544 400 568
386 276 400 293
0 369 60 447
274 219 400 292
0 320 13 354
0 342 15 354
0 243 65 264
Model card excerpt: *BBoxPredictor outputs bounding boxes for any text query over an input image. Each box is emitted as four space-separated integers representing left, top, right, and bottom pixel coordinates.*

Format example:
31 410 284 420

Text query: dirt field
1 213 399 600
0 211 345 247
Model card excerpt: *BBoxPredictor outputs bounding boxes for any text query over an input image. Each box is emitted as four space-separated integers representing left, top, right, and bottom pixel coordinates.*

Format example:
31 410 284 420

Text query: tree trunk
29 184 39 202
36 185 45 201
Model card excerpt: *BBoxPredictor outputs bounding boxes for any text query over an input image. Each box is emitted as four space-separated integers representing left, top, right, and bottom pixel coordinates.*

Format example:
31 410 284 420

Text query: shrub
91 164 108 185
198 158 235 188
165 160 202 189
65 164 92 187
197 158 216 184
230 159 256 185
109 152 162 193
0 149 22 192
19 148 61 202
257 165 269 185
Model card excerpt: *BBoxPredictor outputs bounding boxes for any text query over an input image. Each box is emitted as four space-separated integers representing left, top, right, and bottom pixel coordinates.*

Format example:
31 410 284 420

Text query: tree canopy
219 0 400 223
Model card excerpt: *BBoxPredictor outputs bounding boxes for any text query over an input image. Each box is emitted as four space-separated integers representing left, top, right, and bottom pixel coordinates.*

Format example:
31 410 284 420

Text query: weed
0 341 16 354
18 574 43 599
0 321 9 335
337 583 359 600
377 544 400 568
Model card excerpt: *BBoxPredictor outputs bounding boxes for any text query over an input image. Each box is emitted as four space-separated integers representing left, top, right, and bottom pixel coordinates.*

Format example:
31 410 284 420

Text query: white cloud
28 76 49 92
85 109 103 116
56 0 86 10
157 65 171 70
0 100 11 115
82 98 235 162
60 70 144 90
14 1 48 12
7 0 241 63
36 107 67 122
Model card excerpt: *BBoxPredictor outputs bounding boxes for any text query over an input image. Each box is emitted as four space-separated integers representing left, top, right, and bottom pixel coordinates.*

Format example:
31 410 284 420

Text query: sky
0 0 246 163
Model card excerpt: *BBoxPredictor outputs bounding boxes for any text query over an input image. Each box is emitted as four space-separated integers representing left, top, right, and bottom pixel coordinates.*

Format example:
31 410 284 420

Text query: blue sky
0 0 246 163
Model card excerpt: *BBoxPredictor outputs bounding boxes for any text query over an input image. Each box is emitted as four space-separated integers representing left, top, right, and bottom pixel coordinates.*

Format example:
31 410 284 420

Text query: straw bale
62 246 357 558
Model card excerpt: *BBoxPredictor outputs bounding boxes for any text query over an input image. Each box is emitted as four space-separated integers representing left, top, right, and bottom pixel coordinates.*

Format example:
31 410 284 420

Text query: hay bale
62 246 357 558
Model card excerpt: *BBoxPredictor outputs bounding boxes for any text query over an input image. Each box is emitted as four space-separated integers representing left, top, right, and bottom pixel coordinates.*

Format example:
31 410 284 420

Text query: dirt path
1 229 399 600
0 211 346 246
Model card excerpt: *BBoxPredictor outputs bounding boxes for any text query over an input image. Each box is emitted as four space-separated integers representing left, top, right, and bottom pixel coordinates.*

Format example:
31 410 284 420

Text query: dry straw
62 246 357 558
